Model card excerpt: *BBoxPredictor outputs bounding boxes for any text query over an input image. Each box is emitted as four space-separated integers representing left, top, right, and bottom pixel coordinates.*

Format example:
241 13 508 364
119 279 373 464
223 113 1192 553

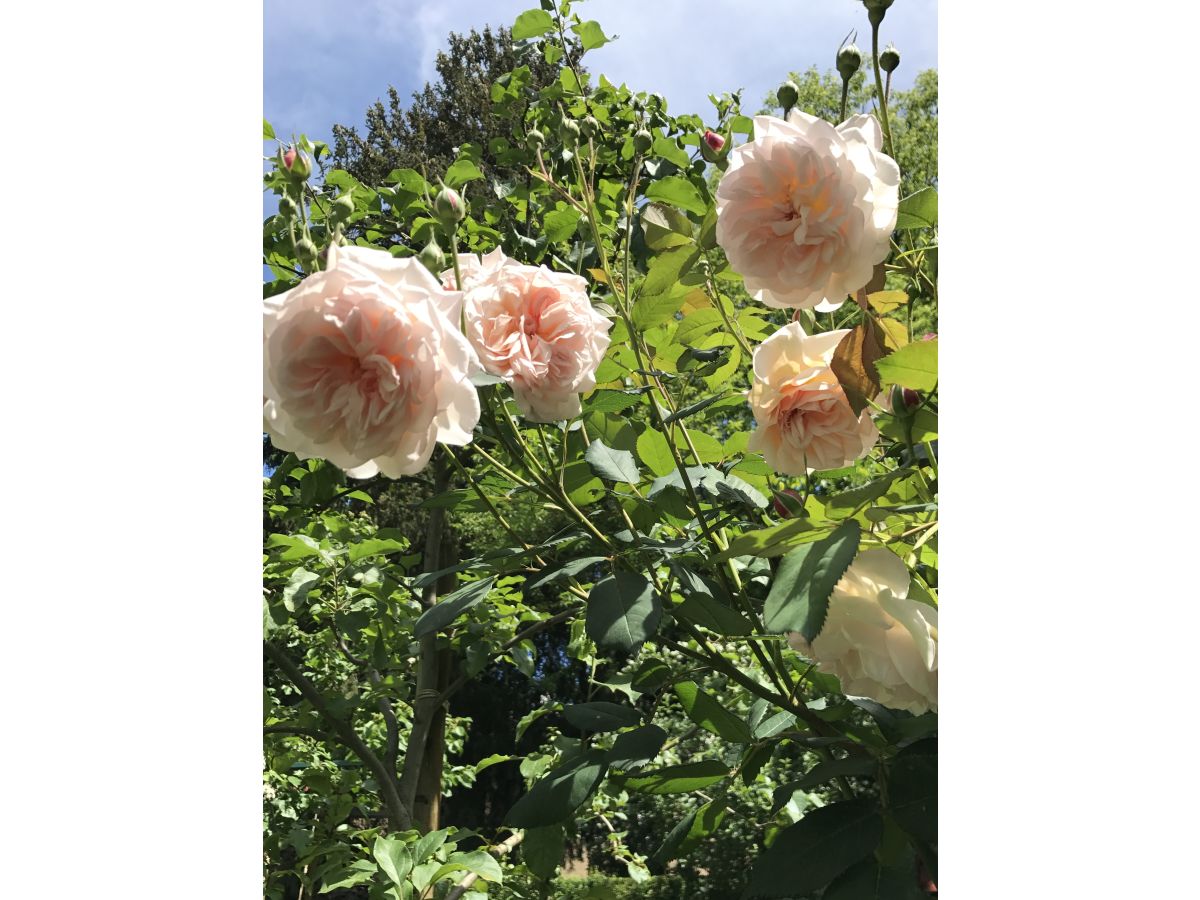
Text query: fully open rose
747 322 877 473
715 111 899 311
446 249 612 423
263 244 480 478
787 548 938 714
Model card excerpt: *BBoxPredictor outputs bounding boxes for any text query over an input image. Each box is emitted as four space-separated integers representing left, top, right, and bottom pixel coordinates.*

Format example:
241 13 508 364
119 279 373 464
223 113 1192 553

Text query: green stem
869 14 896 159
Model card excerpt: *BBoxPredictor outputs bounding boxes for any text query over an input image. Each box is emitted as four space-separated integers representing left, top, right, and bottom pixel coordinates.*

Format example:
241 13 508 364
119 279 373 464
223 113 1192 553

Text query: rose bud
880 42 901 74
330 193 355 223
433 185 466 228
559 118 581 148
836 43 863 82
294 236 319 269
632 128 653 154
580 115 600 138
703 130 725 153
917 857 937 893
889 383 920 417
418 238 446 274
773 488 806 518
777 80 800 112
526 128 545 148
277 196 298 220
281 147 311 181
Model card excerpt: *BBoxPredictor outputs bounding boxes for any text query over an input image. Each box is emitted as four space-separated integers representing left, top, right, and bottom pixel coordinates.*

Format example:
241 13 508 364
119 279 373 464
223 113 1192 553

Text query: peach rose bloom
263 244 481 478
787 549 938 714
747 322 877 473
716 111 899 312
445 250 613 423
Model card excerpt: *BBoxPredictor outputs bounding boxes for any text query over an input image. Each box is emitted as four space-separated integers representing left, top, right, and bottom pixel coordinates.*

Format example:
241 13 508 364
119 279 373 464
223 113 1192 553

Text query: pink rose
715 111 899 311
747 322 877 473
446 250 612 423
264 244 481 478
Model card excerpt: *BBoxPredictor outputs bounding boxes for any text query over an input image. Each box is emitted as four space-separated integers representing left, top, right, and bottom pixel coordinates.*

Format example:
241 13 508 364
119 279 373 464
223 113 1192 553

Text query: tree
330 26 579 187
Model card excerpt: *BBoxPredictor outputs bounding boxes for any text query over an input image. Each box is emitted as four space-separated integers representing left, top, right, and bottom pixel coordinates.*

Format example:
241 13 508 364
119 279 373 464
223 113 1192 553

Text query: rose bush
263 2 938 896
263 244 480 478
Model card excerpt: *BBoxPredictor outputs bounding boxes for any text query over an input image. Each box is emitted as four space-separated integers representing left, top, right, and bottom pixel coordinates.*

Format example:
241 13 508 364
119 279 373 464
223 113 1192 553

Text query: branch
263 639 413 831
444 831 524 900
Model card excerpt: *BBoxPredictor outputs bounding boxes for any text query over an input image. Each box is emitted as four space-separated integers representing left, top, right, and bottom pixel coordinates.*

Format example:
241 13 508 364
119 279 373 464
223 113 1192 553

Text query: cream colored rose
263 244 481 478
716 111 899 311
446 250 613 423
787 549 938 714
747 322 877 473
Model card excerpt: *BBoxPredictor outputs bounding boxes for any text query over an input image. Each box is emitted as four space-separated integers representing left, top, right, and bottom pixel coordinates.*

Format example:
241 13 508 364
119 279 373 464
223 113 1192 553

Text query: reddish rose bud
921 332 937 341
283 148 297 169
773 488 805 518
902 388 921 409
917 857 937 893
280 146 311 181
703 130 725 153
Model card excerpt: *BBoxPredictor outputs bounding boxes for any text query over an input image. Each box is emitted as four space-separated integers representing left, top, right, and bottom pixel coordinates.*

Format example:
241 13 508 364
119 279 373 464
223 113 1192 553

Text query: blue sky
264 0 937 148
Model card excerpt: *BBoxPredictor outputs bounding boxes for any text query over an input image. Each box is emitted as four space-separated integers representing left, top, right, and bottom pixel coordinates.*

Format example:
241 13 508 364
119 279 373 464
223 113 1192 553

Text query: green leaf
895 187 937 231
526 556 607 591
824 856 925 900
763 521 862 642
874 340 937 391
636 427 676 477
675 589 754 637
445 157 484 188
641 202 693 251
673 681 752 743
563 701 642 732
717 519 827 564
753 711 797 740
607 724 668 770
263 118 275 140
585 389 645 414
427 849 503 887
887 741 937 842
586 573 660 650
649 809 697 872
522 825 565 879
474 754 516 776
642 245 700 297
373 836 414 887
632 283 691 331
584 438 641 484
387 168 428 195
652 134 691 169
826 470 912 511
624 760 729 794
679 799 727 853
512 8 555 40
644 176 706 215
266 533 321 561
505 752 608 827
571 19 610 49
413 829 449 864
744 799 883 898
796 756 877 789
630 658 674 693
319 860 377 893
281 568 319 612
543 206 581 243
413 577 496 638
348 537 407 562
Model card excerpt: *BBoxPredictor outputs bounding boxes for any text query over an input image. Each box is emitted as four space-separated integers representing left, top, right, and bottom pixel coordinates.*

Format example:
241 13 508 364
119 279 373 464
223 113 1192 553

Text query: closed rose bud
632 128 652 154
836 43 863 82
559 118 581 147
330 193 355 222
777 80 800 112
433 185 466 227
526 128 545 148
418 238 446 274
703 130 725 153
773 488 805 518
281 147 311 181
580 115 600 138
889 383 920 417
862 0 893 25
295 236 318 268
880 42 901 73
278 196 298 220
